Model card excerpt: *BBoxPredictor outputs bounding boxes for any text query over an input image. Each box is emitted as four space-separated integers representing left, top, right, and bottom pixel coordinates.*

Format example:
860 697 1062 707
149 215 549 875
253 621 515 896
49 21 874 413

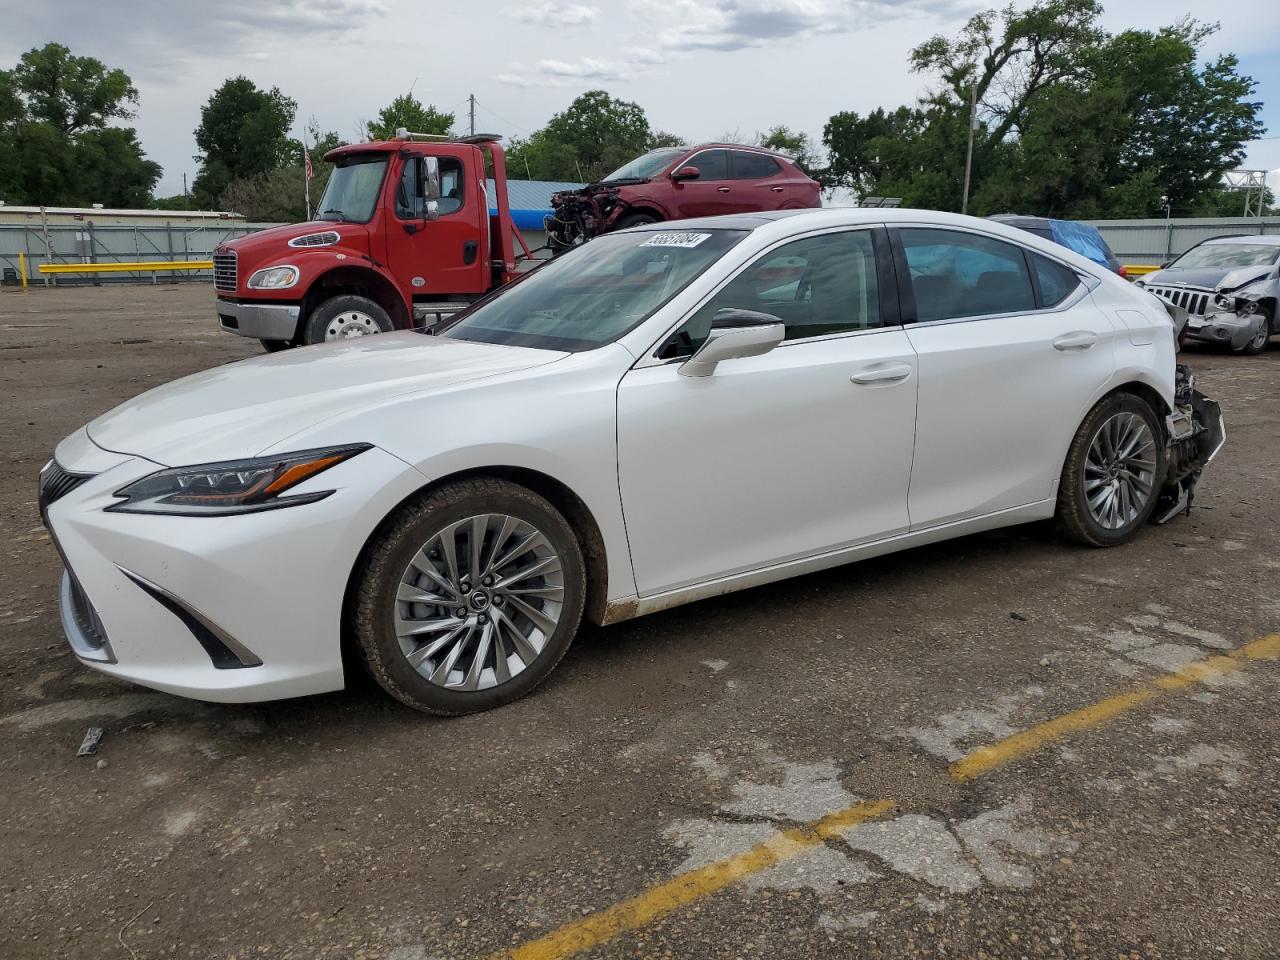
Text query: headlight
247 265 299 289
1215 293 1235 310
106 445 370 516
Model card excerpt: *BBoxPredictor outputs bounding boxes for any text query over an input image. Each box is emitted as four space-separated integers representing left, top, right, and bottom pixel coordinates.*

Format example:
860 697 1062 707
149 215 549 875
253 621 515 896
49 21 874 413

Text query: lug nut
493 596 504 607
459 583 471 594
455 608 467 618
481 575 494 587
478 614 488 624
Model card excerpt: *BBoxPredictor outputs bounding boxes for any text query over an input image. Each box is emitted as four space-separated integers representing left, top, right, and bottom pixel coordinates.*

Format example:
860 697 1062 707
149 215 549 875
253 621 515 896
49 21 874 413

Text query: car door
671 149 738 218
616 227 918 597
893 226 1118 528
384 153 489 296
727 150 788 212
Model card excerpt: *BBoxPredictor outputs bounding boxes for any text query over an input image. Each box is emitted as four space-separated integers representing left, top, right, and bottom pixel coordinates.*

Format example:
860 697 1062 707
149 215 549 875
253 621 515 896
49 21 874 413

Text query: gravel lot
2 284 1278 960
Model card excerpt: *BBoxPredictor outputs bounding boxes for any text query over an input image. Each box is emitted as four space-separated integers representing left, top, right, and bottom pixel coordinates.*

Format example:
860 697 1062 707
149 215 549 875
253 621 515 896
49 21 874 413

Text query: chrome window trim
894 222 1099 329
636 223 891 368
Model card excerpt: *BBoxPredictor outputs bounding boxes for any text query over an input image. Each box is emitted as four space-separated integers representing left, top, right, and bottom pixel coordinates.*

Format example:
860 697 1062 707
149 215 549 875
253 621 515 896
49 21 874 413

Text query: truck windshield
1170 243 1280 269
316 155 388 223
601 147 687 183
438 229 748 352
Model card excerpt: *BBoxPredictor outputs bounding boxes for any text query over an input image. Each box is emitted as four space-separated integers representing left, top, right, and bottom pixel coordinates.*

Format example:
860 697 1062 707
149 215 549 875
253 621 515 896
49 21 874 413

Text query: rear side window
1031 254 1081 308
688 150 730 181
731 151 781 180
900 228 1036 322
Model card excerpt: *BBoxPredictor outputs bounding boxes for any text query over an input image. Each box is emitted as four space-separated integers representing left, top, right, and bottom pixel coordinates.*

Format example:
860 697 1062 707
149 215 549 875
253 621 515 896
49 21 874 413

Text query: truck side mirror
422 157 442 201
424 200 440 222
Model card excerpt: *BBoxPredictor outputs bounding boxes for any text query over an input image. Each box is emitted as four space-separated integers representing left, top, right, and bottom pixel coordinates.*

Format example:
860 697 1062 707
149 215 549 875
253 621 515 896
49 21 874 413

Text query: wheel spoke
488 531 547 577
397 582 455 605
395 614 467 638
430 620 474 685
502 584 565 601
407 551 459 600
494 605 540 665
437 522 463 591
468 515 487 584
483 515 520 574
495 555 561 590
506 594 559 636
462 621 494 691
405 622 468 670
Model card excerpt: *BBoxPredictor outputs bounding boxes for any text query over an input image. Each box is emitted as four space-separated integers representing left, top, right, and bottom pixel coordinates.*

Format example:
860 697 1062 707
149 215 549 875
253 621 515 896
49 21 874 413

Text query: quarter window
731 151 780 180
901 228 1036 322
660 230 881 358
1030 254 1081 308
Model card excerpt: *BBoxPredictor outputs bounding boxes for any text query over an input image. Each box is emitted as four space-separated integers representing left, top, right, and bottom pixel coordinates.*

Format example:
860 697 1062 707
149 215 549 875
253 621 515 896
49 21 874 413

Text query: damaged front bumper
1151 364 1226 524
1181 309 1267 351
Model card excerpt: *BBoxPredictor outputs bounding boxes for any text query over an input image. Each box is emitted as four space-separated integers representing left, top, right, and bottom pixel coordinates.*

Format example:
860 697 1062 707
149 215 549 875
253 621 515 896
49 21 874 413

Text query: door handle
770 186 784 193
717 186 731 193
1052 331 1098 351
850 362 913 385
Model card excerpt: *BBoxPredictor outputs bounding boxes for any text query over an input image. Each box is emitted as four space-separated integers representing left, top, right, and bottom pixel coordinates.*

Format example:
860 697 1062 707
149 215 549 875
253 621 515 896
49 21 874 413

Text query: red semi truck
214 132 527 350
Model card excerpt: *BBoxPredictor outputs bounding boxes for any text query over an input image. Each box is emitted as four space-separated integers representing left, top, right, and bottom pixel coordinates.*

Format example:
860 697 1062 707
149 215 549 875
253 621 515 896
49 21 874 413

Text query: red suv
546 144 821 251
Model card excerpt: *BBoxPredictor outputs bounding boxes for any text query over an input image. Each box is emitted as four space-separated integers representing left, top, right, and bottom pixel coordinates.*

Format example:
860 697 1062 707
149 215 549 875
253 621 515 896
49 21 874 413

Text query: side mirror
679 309 784 378
422 156 442 201
424 200 440 222
671 165 701 182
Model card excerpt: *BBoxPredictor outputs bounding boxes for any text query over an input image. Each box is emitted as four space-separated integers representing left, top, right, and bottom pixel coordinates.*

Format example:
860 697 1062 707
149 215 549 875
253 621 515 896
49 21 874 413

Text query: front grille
213 251 238 292
39 460 93 516
288 231 339 248
1147 285 1213 318
64 569 110 653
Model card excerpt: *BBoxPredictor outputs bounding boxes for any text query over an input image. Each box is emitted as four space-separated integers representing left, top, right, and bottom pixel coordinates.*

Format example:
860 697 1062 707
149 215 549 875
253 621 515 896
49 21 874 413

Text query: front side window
1170 242 1280 269
396 156 464 219
316 155 389 223
660 230 882 358
438 229 747 352
731 151 780 180
686 149 730 181
901 228 1036 322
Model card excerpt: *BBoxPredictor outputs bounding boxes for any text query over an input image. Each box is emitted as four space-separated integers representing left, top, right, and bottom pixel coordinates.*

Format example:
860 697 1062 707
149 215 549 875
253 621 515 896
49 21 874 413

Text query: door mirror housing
424 199 440 222
422 156 442 200
671 165 701 182
679 309 785 378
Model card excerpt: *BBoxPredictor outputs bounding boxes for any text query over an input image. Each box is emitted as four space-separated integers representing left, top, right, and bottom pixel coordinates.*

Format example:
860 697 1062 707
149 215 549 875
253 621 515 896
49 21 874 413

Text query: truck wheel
616 212 658 230
259 338 292 352
305 295 393 345
1055 393 1165 547
350 477 587 715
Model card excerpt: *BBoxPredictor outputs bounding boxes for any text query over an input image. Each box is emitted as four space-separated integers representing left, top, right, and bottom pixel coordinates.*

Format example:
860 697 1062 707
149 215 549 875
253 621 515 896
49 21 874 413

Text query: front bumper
42 432 428 703
1182 310 1266 350
217 298 300 341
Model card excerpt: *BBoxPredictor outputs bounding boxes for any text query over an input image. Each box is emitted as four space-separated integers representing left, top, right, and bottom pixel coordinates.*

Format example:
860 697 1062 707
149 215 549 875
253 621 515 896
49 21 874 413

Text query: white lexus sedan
41 209 1223 714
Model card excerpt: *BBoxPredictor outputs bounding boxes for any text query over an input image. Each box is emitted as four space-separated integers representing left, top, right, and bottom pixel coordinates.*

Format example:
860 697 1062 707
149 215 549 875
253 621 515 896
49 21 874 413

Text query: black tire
1055 392 1165 547
351 478 587 715
616 212 659 230
259 338 293 352
304 294 393 345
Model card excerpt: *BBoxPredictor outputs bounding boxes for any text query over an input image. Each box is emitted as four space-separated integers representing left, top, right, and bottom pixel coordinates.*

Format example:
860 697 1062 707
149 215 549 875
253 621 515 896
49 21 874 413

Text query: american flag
304 148 314 181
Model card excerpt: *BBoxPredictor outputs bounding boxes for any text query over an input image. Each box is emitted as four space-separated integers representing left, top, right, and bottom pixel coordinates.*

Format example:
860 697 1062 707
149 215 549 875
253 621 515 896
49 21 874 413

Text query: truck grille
213 251 238 292
1146 285 1213 318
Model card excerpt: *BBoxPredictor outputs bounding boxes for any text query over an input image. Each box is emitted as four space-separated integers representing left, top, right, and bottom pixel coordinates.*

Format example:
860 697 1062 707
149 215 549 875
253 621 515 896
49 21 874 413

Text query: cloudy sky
3 0 1278 199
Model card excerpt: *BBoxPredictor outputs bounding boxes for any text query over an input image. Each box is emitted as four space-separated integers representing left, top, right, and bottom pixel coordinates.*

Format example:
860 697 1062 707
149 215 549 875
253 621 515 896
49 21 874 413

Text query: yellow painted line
489 632 1280 959
950 633 1280 782
490 799 895 960
38 260 213 274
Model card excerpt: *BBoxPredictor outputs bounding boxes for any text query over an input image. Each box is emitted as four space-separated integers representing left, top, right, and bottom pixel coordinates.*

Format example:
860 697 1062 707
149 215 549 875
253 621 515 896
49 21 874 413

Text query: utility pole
961 79 978 215
469 93 476 137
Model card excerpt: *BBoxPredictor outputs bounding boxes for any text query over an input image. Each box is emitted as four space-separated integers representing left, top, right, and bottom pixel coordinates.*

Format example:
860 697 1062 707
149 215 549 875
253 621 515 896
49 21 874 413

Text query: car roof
1202 234 1280 246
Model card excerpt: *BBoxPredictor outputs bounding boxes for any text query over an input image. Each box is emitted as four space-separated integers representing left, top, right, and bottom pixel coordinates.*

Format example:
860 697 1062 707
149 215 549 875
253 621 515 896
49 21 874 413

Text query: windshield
316 155 388 223
1170 242 1280 270
438 229 748 351
601 147 687 183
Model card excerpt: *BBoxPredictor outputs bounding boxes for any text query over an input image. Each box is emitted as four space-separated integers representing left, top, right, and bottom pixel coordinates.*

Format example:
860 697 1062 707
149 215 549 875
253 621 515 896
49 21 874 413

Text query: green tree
757 125 820 176
0 44 160 206
192 77 296 206
363 93 453 141
218 119 345 222
507 90 664 182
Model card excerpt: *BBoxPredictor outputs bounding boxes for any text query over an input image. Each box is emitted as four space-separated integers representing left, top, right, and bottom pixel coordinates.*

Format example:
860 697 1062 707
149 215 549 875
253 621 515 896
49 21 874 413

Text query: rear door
727 150 788 211
893 226 1119 528
671 149 738 218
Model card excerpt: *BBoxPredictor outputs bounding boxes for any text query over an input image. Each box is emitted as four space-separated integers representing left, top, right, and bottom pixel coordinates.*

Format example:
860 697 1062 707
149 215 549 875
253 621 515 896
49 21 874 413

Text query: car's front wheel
351 478 586 714
1056 393 1165 547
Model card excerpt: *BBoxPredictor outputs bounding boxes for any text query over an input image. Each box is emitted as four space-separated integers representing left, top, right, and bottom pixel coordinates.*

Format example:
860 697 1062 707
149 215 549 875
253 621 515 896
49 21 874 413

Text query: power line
470 98 529 137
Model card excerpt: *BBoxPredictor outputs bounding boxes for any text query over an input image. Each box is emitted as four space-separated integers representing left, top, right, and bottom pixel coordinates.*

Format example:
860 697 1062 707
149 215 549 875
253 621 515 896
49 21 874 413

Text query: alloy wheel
325 310 381 340
394 514 565 691
1083 411 1157 530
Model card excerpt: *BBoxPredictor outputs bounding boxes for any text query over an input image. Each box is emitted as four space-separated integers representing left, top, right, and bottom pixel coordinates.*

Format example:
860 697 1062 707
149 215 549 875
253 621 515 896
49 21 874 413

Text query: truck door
385 153 489 298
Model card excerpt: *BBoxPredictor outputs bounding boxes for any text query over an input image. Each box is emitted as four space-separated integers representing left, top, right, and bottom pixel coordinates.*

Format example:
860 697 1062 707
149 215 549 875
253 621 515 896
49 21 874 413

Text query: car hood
1143 266 1273 291
86 333 566 466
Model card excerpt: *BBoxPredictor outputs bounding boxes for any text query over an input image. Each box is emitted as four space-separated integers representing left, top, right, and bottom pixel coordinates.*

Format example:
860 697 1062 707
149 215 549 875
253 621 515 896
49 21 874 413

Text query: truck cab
214 133 519 349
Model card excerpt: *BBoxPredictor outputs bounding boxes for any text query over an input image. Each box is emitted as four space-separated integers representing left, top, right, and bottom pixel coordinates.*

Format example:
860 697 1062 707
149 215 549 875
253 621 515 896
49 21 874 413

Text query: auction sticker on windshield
641 232 712 248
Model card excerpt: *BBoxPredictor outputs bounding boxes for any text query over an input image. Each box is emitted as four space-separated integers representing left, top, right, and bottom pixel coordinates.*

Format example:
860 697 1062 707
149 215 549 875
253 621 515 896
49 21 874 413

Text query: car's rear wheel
351 478 586 714
1056 393 1165 547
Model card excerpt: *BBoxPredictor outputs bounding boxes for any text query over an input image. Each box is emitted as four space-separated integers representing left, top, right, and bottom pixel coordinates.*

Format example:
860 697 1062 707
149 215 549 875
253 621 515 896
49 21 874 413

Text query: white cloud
536 57 633 80
506 1 600 26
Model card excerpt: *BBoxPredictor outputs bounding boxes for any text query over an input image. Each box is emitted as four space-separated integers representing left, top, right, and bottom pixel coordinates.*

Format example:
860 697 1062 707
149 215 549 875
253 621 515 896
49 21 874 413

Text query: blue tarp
1049 219 1111 269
